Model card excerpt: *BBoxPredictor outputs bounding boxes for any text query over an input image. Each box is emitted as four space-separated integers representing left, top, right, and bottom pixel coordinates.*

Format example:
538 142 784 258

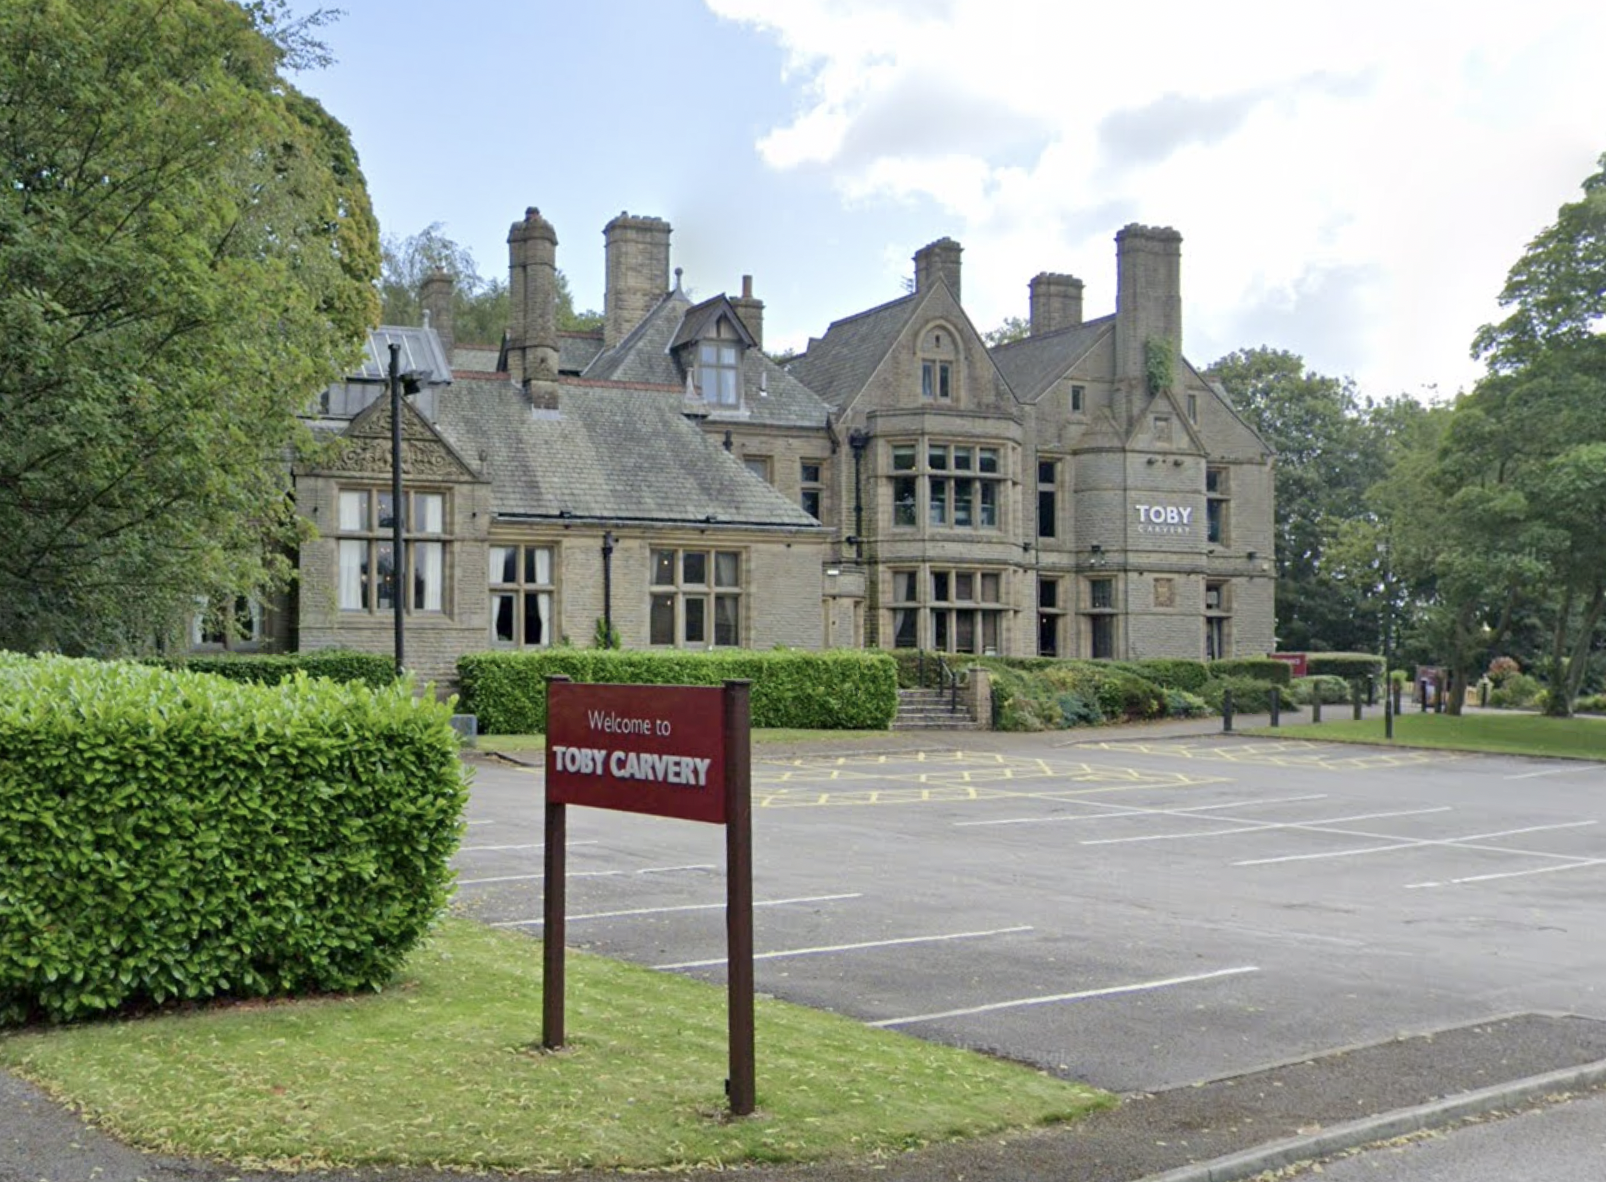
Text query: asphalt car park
453 735 1606 1094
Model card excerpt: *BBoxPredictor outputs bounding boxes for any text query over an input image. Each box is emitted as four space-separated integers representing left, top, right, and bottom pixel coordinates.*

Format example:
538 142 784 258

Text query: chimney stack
1114 224 1182 391
913 237 963 304
603 213 672 348
729 274 764 352
419 268 454 358
507 207 560 387
1028 272 1084 336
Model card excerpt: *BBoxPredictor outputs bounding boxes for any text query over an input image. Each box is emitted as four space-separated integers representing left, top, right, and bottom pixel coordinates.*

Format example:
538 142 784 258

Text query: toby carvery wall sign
541 677 755 1115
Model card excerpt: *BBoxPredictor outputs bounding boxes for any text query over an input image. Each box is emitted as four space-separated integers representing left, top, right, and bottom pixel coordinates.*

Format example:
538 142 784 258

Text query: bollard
1352 681 1364 721
1269 686 1281 728
1312 693 1322 724
1384 684 1394 739
1393 681 1403 718
1222 687 1234 733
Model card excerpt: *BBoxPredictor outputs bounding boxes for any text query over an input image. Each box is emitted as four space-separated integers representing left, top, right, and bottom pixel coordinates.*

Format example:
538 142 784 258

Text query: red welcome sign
546 681 729 823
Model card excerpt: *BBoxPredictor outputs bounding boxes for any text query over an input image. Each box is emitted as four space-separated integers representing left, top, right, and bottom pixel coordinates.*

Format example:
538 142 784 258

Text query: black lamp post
601 530 616 647
387 343 426 677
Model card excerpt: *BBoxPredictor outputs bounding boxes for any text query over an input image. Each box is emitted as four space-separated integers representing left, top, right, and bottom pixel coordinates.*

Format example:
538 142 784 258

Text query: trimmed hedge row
1207 657 1293 686
457 649 899 734
151 649 396 688
0 654 467 1025
1305 652 1385 682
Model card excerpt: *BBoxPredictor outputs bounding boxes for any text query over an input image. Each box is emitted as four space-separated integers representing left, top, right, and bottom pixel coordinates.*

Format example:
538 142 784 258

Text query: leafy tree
380 224 602 345
983 315 1030 347
1205 348 1391 652
0 0 379 654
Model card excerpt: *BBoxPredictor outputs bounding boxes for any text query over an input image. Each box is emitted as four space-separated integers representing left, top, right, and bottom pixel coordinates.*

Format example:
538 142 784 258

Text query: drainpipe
847 428 869 562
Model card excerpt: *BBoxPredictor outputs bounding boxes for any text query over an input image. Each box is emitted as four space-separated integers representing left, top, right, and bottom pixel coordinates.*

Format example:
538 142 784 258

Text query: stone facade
275 207 1274 683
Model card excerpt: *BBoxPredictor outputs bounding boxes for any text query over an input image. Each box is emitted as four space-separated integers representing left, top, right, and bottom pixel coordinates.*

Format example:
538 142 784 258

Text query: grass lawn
475 728 906 755
0 918 1110 1173
1250 710 1606 760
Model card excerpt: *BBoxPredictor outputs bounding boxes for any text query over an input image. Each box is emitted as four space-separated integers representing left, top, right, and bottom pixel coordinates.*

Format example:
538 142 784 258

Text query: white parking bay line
1408 857 1606 889
1505 765 1602 780
489 892 862 927
458 863 714 888
870 965 1260 1028
956 794 1328 828
1235 820 1599 867
1082 807 1451 845
459 840 599 852
653 925 1033 971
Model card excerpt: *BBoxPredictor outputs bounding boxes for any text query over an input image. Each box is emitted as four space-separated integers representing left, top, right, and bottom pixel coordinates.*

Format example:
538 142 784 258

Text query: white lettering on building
1133 503 1196 534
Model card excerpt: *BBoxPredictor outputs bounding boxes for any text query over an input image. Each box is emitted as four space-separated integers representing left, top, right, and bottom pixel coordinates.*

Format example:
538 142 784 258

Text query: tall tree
1204 347 1387 652
380 225 602 344
0 0 379 653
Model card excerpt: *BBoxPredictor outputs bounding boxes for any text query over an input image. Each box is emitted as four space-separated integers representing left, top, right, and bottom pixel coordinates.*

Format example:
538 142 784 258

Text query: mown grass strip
0 917 1111 1173
1252 712 1606 760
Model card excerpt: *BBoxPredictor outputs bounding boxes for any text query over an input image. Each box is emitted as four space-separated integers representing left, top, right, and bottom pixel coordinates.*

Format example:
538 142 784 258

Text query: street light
387 343 426 678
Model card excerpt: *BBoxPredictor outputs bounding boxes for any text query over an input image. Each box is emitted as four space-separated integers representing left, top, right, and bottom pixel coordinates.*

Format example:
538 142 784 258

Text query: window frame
489 543 556 647
649 547 744 648
336 486 449 616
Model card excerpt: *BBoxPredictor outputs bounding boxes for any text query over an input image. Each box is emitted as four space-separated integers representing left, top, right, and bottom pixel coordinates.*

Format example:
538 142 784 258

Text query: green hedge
980 658 1178 731
0 655 466 1025
1200 675 1296 715
152 649 396 688
1208 658 1292 686
1111 659 1212 693
1305 653 1385 682
457 649 898 734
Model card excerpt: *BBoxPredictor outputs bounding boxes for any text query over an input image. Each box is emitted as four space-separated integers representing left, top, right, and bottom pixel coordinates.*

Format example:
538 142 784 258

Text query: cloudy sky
295 0 1603 400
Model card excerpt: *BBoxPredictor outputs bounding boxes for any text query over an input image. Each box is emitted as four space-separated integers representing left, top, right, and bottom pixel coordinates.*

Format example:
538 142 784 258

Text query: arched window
918 325 959 403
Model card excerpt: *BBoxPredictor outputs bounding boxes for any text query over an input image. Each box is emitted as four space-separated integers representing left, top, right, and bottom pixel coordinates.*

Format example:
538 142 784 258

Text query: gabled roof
582 290 693 384
668 294 757 352
432 376 823 529
558 331 605 375
783 293 920 412
988 317 1113 403
354 326 452 384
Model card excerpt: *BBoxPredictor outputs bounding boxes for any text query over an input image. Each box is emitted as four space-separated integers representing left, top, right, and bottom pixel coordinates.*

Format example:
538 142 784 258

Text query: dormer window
698 340 740 405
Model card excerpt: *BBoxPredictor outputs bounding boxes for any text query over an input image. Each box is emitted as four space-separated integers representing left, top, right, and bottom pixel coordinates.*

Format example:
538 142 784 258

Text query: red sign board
1269 652 1308 677
546 681 729 824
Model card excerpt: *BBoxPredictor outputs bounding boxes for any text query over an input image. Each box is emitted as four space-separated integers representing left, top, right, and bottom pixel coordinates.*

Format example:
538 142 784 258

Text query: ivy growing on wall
1144 336 1175 395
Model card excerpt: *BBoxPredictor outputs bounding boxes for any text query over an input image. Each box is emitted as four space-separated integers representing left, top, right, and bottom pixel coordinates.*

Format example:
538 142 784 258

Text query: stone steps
894 688 980 731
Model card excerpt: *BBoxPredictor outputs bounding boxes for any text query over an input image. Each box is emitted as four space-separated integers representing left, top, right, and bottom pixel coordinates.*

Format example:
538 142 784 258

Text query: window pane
524 590 550 646
932 571 950 602
744 457 770 481
979 448 999 474
378 492 397 530
375 542 396 610
801 489 820 518
938 362 951 400
530 545 552 585
893 608 918 648
1090 578 1113 610
339 539 366 609
683 551 708 585
928 445 948 470
719 343 738 365
982 612 999 654
1038 577 1057 609
892 443 916 471
491 546 517 585
981 572 1001 603
893 570 917 601
953 480 973 526
801 461 821 483
921 361 935 400
717 367 739 405
955 572 974 601
338 490 367 532
652 550 676 586
714 595 739 646
650 594 676 644
684 596 707 644
934 609 949 651
414 541 442 611
894 477 917 526
953 447 972 471
929 479 947 525
980 481 997 527
1038 488 1055 537
414 493 444 534
956 611 975 653
492 593 516 642
1038 461 1055 485
714 551 740 587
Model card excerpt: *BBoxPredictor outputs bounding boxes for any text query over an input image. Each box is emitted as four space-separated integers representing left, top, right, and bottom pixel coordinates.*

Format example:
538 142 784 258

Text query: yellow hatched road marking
1075 740 1463 771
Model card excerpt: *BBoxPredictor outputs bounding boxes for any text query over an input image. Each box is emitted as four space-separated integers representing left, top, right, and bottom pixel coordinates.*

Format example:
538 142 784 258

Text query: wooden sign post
541 677 755 1115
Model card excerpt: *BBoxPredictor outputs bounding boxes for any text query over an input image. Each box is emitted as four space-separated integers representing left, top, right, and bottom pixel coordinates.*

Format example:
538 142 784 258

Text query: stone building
253 206 1274 683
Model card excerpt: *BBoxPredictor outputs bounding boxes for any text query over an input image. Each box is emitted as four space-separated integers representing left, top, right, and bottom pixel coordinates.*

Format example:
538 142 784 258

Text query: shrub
456 649 898 733
153 649 396 688
1576 693 1606 715
0 655 467 1025
1305 653 1385 683
1200 675 1297 715
1488 672 1543 709
1207 658 1292 686
1165 689 1210 718
1487 655 1522 684
1290 675 1352 706
1113 659 1211 693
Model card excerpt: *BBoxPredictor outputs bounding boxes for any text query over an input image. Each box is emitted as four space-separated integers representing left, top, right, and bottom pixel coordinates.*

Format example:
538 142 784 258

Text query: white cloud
707 0 1606 396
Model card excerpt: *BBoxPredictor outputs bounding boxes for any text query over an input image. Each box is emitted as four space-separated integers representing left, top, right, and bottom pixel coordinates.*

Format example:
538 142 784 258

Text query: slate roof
432 376 823 529
452 344 501 373
558 331 604 375
783 293 919 412
988 316 1113 402
581 289 833 430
